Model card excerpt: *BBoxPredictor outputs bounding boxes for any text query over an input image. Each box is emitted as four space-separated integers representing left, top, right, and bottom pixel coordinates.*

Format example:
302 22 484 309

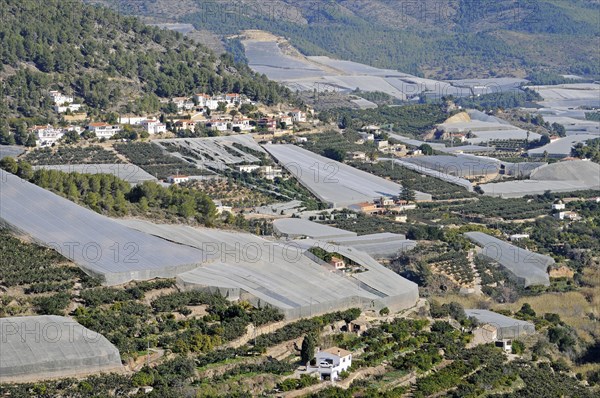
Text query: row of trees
0 157 219 225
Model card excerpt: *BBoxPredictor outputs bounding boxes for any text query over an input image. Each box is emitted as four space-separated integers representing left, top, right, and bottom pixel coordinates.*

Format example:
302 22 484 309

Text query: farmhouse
48 90 73 106
119 115 147 125
174 120 198 130
314 347 352 381
29 125 65 147
329 256 346 270
88 123 121 139
167 175 190 184
141 119 167 135
291 109 306 122
237 164 261 173
258 118 277 132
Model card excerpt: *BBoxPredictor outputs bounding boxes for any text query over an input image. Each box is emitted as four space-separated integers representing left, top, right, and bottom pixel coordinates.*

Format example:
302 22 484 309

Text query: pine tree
300 334 316 365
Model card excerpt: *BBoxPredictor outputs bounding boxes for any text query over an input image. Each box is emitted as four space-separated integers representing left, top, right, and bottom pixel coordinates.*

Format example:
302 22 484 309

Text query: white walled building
237 165 261 173
231 118 254 132
291 109 306 123
141 120 167 135
194 94 219 110
54 104 82 113
119 115 147 125
167 175 190 184
172 97 195 111
48 91 74 106
88 123 121 139
30 125 65 147
314 347 352 381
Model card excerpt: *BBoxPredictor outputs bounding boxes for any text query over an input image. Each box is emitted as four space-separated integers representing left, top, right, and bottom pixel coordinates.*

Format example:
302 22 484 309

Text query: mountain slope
0 0 289 122
85 0 600 79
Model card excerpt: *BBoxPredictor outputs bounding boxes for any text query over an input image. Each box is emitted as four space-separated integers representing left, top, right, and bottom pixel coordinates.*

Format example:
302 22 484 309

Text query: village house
291 109 306 123
552 200 566 211
30 125 65 147
213 200 233 215
329 256 346 270
375 139 389 150
258 118 277 132
314 347 352 381
48 91 73 106
231 117 254 132
119 115 147 125
172 97 195 111
348 202 379 214
87 123 121 139
205 119 229 132
237 164 261 173
278 114 293 128
509 234 530 241
224 93 242 107
259 165 283 180
554 211 581 221
194 93 219 110
174 120 198 130
167 175 190 184
54 103 82 113
141 119 167 135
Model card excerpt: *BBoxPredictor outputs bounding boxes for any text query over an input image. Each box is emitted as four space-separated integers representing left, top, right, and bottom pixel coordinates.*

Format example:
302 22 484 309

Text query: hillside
84 0 600 80
0 0 289 123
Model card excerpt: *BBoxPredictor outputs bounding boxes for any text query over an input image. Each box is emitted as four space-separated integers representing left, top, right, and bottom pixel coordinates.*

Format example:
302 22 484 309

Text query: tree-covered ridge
0 0 290 120
86 0 600 79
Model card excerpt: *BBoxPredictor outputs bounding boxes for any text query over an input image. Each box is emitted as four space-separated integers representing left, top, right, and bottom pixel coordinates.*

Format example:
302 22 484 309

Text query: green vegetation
455 89 542 110
1 158 218 225
319 104 451 139
23 146 122 165
114 142 207 179
0 0 290 122
350 161 475 200
572 138 600 163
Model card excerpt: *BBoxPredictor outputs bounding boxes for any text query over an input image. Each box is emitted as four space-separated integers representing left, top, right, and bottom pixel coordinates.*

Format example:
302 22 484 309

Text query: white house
194 94 219 110
224 93 242 107
172 97 195 111
206 119 229 132
314 347 352 381
259 165 282 180
554 211 580 221
141 120 167 135
552 201 566 211
167 175 190 184
119 115 147 125
54 103 82 113
291 109 306 123
329 257 346 270
30 125 65 147
213 200 233 215
375 140 389 150
88 123 121 139
231 118 254 132
48 91 74 106
510 234 530 241
237 165 261 173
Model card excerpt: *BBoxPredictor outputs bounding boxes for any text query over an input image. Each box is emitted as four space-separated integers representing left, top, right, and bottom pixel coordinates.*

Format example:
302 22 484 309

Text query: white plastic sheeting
0 315 122 382
465 232 552 287
0 173 203 285
264 144 432 207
